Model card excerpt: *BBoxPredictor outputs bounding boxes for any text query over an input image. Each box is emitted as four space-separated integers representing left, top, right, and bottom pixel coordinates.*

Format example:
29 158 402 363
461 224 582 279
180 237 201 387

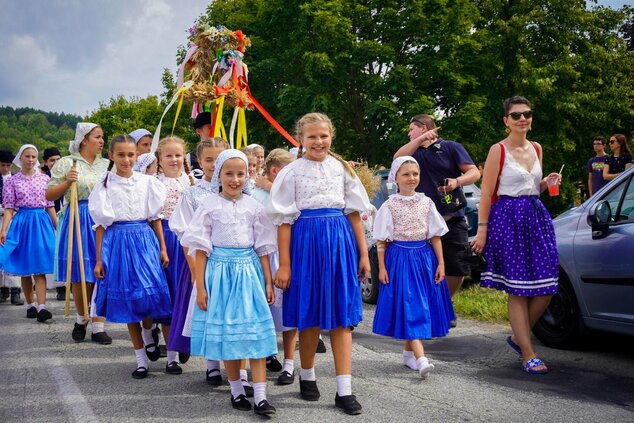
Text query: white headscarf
69 122 99 154
247 143 262 151
133 152 157 174
210 149 251 195
12 144 40 169
388 156 419 184
129 128 152 143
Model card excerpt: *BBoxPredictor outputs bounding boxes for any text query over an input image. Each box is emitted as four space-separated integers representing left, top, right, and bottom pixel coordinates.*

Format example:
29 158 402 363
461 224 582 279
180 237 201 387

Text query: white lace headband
388 156 419 183
210 149 251 194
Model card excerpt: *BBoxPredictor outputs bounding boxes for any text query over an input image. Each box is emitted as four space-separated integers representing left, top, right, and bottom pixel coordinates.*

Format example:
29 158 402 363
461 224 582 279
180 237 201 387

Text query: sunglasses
609 140 618 144
507 110 533 120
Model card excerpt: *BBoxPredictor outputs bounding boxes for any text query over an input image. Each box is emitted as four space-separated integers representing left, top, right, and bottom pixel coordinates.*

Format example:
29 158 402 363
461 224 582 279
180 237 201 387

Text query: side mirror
588 200 612 239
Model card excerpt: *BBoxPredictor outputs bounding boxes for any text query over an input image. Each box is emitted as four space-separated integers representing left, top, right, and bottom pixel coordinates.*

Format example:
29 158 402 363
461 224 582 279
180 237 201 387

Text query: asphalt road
1 292 632 422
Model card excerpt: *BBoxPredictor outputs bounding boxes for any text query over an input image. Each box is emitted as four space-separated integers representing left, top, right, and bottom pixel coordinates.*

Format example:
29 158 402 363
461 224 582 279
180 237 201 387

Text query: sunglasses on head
507 110 533 120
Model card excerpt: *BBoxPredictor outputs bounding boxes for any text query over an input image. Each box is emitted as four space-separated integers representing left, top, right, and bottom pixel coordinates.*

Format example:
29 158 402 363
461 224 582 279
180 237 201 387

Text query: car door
572 173 634 323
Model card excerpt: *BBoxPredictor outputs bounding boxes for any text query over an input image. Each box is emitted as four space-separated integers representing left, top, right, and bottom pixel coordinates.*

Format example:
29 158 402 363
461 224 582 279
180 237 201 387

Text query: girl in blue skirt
46 123 112 344
89 135 172 378
471 96 560 375
372 157 452 379
267 113 372 415
181 149 277 416
0 145 57 322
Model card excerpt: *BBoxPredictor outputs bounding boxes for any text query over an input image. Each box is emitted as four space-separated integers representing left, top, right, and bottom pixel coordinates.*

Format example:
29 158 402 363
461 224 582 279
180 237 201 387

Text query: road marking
46 356 99 423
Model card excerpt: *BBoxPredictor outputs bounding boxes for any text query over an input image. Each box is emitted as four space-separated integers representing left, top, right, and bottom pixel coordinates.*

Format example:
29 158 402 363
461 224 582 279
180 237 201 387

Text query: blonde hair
197 137 229 158
156 136 194 185
262 148 293 176
295 112 355 178
356 164 380 199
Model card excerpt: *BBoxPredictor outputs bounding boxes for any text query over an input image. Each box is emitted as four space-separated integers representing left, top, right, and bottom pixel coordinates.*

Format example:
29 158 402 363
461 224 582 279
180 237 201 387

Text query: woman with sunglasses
471 96 560 375
602 134 632 182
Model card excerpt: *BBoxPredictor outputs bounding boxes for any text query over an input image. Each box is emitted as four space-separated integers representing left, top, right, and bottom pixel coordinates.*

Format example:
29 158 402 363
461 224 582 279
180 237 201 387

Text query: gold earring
505 126 511 134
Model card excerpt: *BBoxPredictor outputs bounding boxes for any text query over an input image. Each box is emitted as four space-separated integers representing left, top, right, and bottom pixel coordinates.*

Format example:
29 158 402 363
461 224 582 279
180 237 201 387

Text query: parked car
532 165 634 348
361 169 481 304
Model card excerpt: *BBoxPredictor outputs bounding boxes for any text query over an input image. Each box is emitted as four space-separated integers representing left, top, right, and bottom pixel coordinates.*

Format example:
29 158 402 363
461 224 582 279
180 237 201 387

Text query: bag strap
491 142 539 205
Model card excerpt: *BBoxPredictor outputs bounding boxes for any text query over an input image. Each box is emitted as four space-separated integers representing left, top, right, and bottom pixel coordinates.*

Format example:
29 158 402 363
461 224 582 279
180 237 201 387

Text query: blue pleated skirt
57 201 97 283
190 247 277 361
481 195 558 297
94 221 172 323
154 220 187 325
373 240 453 340
283 208 363 331
0 208 55 276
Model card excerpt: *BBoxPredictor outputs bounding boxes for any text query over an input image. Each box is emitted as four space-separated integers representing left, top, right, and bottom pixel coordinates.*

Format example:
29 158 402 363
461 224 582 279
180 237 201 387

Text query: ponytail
182 159 195 186
103 160 115 187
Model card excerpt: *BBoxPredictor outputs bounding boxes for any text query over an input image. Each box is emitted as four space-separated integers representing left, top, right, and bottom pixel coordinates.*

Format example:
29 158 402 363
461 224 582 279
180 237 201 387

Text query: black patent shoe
165 361 183 375
206 369 223 386
179 352 190 364
132 366 148 379
10 288 24 305
335 393 362 415
91 332 112 345
36 309 52 322
26 306 37 319
277 370 295 385
72 323 87 342
316 338 327 353
145 344 160 362
254 399 276 416
299 378 320 401
242 379 254 398
266 355 282 372
231 394 252 411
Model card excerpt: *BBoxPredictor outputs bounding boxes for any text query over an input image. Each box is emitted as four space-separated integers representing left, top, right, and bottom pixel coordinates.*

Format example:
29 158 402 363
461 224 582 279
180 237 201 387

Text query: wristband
478 222 488 226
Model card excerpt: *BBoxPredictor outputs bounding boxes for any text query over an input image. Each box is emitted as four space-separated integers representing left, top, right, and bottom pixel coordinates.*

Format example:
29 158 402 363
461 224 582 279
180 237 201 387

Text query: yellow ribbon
236 107 248 149
171 86 186 136
213 97 228 140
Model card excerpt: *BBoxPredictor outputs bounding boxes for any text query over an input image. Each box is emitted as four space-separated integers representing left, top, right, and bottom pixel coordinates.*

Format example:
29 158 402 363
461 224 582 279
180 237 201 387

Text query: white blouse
497 146 541 197
373 193 448 242
180 193 277 257
169 179 214 240
157 173 192 220
88 172 166 230
266 156 371 226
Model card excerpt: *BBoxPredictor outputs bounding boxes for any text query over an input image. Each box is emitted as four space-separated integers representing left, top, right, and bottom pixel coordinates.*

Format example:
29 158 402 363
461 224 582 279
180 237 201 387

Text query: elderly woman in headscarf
46 123 113 345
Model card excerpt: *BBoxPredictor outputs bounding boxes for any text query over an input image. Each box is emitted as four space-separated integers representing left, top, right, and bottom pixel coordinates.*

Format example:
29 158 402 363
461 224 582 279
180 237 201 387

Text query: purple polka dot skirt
481 196 558 297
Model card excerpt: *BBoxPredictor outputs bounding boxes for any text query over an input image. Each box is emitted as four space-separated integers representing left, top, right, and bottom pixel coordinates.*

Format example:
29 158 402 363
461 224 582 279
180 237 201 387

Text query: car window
601 181 626 223
617 178 634 221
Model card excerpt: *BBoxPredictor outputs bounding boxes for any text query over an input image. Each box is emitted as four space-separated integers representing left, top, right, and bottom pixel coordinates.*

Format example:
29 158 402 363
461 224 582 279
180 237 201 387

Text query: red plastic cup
547 176 559 196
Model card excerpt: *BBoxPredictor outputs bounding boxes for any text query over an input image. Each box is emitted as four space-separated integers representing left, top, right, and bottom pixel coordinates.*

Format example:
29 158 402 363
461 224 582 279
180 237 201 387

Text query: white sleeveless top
497 144 541 196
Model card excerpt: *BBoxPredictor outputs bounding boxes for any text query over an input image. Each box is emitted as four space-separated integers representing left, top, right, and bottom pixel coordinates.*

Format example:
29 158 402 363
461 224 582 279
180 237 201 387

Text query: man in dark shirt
587 136 608 196
394 115 481 298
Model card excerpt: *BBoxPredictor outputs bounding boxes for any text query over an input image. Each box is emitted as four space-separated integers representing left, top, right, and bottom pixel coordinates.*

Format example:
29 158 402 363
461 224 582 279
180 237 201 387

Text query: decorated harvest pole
151 24 298 153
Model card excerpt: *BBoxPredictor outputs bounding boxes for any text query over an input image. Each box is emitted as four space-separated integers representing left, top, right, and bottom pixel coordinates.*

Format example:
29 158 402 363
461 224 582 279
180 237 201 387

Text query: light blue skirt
0 208 55 276
372 240 453 340
284 208 363 331
94 221 172 323
57 200 97 283
190 247 277 361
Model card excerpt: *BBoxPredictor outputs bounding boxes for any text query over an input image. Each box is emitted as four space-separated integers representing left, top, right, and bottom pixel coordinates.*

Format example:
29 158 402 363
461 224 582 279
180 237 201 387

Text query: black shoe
56 287 66 301
254 399 276 416
277 370 295 385
206 369 222 386
72 323 87 342
145 344 160 362
91 332 112 345
132 366 148 379
335 393 362 415
26 306 37 319
10 288 24 305
166 361 182 375
316 338 327 353
241 380 254 398
179 352 190 364
0 287 9 302
450 319 457 328
230 394 252 411
299 378 320 401
36 308 52 322
266 355 283 372
158 344 167 358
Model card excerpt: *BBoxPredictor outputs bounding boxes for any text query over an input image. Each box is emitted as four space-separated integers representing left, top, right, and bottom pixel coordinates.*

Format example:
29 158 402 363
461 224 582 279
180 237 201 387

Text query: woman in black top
603 133 633 182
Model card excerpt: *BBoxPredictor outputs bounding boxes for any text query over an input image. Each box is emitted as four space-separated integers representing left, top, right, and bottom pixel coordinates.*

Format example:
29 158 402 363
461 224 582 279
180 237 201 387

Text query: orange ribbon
247 91 298 147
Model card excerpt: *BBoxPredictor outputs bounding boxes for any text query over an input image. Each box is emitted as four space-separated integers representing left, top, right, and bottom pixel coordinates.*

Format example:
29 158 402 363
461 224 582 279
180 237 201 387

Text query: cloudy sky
0 0 629 116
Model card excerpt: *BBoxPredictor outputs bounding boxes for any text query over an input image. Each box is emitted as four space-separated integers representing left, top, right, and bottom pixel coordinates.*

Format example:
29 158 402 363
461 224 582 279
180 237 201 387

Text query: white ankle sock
26 302 35 310
240 368 249 382
253 382 267 405
417 356 435 378
207 360 220 371
158 328 166 344
336 374 352 396
229 379 246 399
92 321 105 334
134 348 148 369
37 304 46 312
299 367 316 381
282 359 294 374
167 350 178 363
141 327 154 347
403 350 417 370
76 314 84 324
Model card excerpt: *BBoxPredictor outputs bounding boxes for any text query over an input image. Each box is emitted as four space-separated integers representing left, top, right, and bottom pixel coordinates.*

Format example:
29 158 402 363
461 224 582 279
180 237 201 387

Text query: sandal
522 357 548 374
506 336 522 356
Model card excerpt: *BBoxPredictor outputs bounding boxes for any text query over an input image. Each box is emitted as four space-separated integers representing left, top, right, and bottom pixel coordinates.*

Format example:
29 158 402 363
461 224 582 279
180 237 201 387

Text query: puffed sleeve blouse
48 153 110 207
373 193 448 242
266 156 372 226
180 194 277 257
3 172 54 209
88 172 166 230
169 179 214 240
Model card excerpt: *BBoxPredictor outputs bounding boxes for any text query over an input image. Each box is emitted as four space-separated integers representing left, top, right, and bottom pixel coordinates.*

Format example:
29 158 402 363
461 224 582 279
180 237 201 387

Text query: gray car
533 165 634 348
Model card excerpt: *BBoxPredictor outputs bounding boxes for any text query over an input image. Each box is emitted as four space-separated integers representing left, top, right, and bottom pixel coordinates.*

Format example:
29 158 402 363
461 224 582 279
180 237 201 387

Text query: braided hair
103 134 135 188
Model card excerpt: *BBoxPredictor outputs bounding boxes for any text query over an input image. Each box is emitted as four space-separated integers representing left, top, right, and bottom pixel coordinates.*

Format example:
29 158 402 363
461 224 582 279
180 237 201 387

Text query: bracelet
478 222 488 226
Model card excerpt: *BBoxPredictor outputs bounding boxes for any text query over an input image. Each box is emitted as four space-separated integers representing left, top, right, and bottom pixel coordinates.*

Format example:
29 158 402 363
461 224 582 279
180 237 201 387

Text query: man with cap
129 128 153 156
0 149 24 305
187 112 212 172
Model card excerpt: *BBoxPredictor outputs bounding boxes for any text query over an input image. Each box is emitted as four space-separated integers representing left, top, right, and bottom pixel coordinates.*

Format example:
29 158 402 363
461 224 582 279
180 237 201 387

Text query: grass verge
453 284 508 323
